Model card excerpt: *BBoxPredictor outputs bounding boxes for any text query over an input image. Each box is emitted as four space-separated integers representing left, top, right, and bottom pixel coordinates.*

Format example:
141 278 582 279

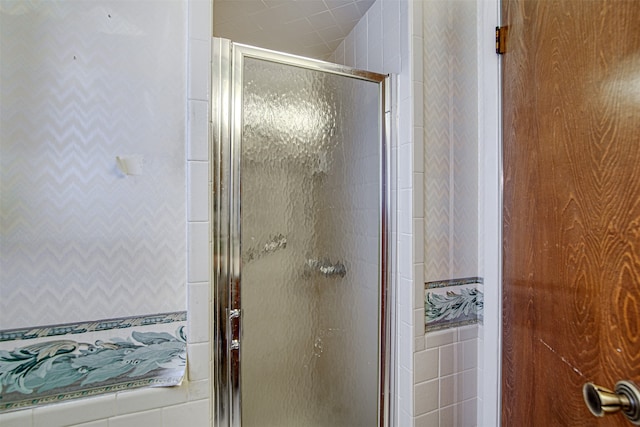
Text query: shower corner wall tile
398 367 413 409
367 42 383 74
414 379 439 416
115 386 188 416
414 266 425 307
187 379 211 401
400 26 411 70
398 281 412 323
413 173 424 218
398 77 412 116
188 38 211 101
399 143 412 185
425 328 457 349
162 399 209 427
188 0 212 41
415 410 438 427
0 409 33 427
398 207 411 236
187 100 209 161
187 222 210 283
459 324 479 341
414 347 438 384
344 34 356 68
187 161 209 222
463 339 478 370
187 282 210 344
414 335 425 352
72 420 109 427
400 0 409 26
414 307 425 337
462 369 478 400
367 17 382 52
478 352 485 386
462 397 479 426
32 394 116 427
186 342 210 381
399 409 413 427
108 409 163 427
383 53 402 77
413 218 424 262
381 25 399 60
439 342 462 377
398 234 413 278
413 83 424 128
438 403 456 426
477 397 484 427
398 323 414 369
381 0 400 34
410 0 422 32
413 132 424 173
413 262 425 284
477 323 485 341
412 36 424 79
355 19 368 69
439 374 459 408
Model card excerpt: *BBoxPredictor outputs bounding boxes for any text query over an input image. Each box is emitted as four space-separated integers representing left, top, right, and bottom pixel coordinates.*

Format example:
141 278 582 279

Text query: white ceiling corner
213 0 375 60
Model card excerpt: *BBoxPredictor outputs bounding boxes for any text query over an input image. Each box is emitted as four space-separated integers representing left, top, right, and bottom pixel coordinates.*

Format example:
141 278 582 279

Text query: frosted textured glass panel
240 57 381 426
0 1 186 328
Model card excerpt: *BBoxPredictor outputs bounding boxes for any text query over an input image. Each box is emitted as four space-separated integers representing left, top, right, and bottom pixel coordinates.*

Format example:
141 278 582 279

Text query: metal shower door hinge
228 308 242 351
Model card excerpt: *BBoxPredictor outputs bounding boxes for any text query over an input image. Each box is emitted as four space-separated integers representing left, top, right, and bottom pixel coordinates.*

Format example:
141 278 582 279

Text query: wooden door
502 0 640 425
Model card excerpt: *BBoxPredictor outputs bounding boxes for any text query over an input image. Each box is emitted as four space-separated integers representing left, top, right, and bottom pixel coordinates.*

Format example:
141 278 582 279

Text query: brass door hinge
496 26 507 54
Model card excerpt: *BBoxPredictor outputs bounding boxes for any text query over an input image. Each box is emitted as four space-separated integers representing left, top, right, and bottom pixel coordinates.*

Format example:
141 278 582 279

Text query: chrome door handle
583 381 640 424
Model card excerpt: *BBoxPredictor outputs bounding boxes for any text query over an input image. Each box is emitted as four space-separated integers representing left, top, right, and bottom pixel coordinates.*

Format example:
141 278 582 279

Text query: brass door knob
583 381 640 425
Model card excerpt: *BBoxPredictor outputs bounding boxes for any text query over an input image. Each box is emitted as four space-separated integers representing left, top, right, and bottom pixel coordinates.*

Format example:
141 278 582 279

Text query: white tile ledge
0 382 198 427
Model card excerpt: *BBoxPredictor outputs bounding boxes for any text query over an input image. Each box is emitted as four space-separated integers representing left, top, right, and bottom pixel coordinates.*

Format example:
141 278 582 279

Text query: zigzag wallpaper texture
422 0 478 283
0 1 187 329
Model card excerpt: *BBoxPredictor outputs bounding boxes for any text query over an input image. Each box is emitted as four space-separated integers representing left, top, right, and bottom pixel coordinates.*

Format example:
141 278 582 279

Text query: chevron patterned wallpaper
422 0 478 283
0 1 187 329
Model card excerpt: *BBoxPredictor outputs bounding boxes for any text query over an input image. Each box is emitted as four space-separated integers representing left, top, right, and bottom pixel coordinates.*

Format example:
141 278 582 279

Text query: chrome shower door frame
212 37 392 427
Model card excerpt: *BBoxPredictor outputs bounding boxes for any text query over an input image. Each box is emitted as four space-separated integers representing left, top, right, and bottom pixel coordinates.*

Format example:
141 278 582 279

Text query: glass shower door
213 39 390 427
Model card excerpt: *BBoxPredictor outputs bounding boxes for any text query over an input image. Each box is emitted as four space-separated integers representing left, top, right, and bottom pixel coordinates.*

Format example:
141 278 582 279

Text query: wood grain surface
502 0 640 425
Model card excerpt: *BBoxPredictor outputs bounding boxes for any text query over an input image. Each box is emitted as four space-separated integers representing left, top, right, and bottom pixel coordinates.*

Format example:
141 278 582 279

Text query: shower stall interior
212 38 391 427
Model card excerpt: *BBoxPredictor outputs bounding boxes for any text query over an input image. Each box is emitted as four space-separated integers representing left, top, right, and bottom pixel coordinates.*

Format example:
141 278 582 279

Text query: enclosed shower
212 39 391 426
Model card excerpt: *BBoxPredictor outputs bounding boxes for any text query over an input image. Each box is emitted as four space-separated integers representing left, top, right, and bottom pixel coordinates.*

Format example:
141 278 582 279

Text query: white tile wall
73 421 109 427
332 0 492 425
0 410 33 427
108 410 163 427
330 0 414 424
0 1 212 425
163 400 210 427
31 395 116 427
416 325 479 426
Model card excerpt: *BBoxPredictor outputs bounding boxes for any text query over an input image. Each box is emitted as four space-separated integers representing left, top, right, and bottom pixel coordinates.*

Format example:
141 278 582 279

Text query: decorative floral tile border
425 277 483 331
0 312 186 412
0 312 186 342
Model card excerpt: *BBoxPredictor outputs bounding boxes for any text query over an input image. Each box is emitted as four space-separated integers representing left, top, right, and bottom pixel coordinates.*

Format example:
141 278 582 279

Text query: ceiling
213 0 375 60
